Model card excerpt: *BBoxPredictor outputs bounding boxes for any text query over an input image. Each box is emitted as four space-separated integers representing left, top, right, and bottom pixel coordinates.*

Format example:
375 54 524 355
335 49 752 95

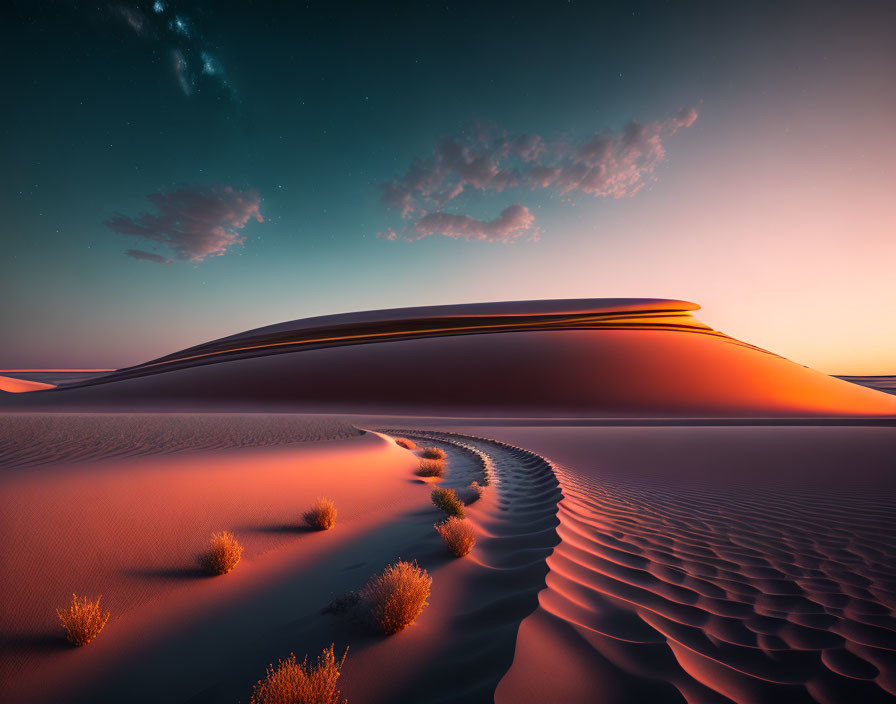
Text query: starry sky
2 0 895 373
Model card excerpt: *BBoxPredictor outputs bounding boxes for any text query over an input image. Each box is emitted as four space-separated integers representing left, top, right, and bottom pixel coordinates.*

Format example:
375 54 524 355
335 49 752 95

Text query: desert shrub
415 459 445 478
394 438 416 450
361 560 432 635
420 447 447 461
461 481 484 504
304 496 338 530
199 530 243 575
435 517 476 557
431 487 465 518
249 644 348 704
57 594 110 646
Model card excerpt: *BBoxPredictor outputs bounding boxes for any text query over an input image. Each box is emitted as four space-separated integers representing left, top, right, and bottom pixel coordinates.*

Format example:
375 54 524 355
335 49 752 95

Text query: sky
2 0 895 374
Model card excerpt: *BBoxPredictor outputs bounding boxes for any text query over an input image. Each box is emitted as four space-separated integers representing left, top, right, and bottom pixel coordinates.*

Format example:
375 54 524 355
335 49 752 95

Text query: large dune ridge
3 299 895 417
2 299 894 703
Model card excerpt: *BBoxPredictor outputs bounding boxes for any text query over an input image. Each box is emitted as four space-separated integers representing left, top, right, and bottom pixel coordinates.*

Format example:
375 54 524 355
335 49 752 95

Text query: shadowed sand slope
3 299 895 417
479 426 896 704
0 425 563 704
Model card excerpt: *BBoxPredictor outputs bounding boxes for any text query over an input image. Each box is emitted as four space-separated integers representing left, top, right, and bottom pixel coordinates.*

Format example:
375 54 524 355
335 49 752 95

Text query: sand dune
3 299 894 416
3 417 894 703
476 426 896 704
838 375 896 396
0 422 563 703
0 376 56 393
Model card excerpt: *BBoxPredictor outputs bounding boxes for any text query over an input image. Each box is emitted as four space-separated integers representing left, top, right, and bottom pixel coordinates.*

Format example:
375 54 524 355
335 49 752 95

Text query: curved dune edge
1 425 562 704
494 436 896 704
0 375 56 393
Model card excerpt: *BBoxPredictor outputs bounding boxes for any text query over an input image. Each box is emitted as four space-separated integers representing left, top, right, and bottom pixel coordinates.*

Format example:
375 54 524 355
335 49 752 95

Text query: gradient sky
2 0 895 374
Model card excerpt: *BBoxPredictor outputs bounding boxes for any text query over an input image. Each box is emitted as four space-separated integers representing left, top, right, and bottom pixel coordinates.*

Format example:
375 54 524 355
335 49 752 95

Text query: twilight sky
2 0 895 374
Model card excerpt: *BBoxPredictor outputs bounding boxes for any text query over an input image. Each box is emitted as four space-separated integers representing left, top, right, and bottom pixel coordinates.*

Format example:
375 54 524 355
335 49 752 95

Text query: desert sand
2 299 894 703
3 300 894 416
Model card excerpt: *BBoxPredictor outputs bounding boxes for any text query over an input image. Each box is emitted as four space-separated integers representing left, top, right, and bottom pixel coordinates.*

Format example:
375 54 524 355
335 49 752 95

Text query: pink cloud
412 204 535 242
378 109 697 242
106 185 263 263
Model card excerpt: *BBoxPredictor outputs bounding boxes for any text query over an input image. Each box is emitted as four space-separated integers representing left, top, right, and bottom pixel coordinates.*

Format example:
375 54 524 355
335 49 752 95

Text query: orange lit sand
0 375 56 393
2 299 894 703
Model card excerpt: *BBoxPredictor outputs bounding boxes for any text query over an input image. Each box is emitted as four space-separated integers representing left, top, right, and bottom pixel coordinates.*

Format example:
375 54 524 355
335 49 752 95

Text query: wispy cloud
378 108 697 242
106 186 263 263
379 204 535 243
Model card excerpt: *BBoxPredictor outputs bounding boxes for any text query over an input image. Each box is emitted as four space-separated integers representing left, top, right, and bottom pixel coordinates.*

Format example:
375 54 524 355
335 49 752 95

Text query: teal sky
2 1 895 373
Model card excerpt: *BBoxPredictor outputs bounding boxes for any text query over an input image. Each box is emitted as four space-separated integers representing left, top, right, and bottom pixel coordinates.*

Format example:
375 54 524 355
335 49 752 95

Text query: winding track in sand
391 429 896 703
4 423 894 702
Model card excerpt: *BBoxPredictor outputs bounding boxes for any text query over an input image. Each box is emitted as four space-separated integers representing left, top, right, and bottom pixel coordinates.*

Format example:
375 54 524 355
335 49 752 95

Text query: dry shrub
435 517 476 557
304 496 338 530
420 447 447 461
431 487 465 518
394 438 417 450
199 530 243 575
415 459 445 478
57 594 110 646
249 644 348 704
362 560 432 635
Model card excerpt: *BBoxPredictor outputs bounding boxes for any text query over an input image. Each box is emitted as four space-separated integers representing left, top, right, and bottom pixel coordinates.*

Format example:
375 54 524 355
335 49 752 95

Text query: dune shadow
242 523 316 535
0 632 70 655
122 565 206 580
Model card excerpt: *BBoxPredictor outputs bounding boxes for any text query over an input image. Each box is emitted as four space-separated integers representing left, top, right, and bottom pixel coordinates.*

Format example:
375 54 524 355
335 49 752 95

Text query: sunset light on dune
2 1 895 703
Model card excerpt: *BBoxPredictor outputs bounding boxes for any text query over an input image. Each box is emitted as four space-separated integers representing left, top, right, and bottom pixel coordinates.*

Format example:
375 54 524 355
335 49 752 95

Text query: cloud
378 109 697 242
411 204 535 242
106 186 264 263
125 249 173 264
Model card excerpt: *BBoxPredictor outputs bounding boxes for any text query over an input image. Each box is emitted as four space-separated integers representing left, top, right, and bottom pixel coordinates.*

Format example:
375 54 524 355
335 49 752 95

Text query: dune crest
4 299 894 416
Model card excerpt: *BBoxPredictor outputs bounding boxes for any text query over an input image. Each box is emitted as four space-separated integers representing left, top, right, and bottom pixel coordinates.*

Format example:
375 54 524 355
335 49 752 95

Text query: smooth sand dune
0 375 56 393
2 302 896 418
473 425 896 704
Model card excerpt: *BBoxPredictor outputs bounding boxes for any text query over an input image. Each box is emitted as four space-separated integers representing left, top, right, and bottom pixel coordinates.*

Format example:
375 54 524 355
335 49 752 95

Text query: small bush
415 459 445 478
435 517 476 557
431 487 465 518
420 447 447 460
249 644 348 704
362 560 432 635
394 438 417 450
461 481 484 504
57 594 110 646
304 496 338 530
199 530 243 575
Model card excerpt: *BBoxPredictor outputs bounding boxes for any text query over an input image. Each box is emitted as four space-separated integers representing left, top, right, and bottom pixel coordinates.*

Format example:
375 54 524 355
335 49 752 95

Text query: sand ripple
500 459 896 703
0 413 360 469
